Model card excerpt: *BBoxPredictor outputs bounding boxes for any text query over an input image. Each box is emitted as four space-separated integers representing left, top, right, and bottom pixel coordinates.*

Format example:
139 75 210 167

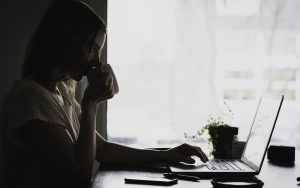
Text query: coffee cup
102 64 119 94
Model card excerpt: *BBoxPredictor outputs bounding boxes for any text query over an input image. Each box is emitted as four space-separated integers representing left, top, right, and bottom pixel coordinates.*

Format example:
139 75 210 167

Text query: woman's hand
83 67 115 104
164 143 209 164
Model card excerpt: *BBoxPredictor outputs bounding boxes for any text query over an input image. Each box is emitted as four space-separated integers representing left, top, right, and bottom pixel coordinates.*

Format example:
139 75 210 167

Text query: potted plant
185 101 239 159
202 119 238 159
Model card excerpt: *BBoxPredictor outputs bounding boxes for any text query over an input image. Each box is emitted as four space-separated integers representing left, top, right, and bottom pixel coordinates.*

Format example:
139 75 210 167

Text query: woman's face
68 29 107 81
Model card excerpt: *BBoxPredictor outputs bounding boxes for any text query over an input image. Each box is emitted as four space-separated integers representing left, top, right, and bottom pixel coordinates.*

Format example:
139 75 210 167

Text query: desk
91 152 300 188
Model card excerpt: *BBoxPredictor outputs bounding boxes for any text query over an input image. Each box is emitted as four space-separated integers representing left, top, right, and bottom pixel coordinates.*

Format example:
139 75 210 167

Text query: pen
163 173 201 182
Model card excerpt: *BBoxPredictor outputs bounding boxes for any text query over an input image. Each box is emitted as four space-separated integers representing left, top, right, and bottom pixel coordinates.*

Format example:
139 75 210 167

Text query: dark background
0 0 107 175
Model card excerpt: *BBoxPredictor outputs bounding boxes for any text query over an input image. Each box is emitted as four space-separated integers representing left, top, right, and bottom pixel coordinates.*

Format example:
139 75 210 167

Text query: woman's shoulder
5 78 54 106
2 78 68 132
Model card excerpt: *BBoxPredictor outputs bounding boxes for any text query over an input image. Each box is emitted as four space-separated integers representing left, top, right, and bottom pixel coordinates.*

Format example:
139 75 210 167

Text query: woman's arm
95 132 165 165
76 68 208 166
95 132 208 165
73 97 97 179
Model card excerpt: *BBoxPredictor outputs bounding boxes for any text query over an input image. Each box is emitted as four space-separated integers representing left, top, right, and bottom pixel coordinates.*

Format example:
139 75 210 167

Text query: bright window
107 0 300 149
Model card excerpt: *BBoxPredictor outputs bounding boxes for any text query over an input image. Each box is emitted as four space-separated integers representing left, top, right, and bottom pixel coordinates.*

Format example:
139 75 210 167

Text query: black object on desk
164 173 201 182
211 177 264 188
124 176 178 186
297 177 300 182
267 145 295 165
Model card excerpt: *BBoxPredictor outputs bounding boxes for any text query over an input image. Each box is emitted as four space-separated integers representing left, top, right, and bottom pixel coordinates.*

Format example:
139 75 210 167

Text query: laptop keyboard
205 159 243 170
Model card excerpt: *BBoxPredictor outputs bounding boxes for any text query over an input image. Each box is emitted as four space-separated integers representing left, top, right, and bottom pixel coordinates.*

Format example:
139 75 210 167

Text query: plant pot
232 141 246 159
208 126 238 159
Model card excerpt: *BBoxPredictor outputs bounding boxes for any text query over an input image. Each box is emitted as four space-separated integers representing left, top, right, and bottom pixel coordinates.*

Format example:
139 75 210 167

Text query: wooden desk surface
91 152 300 188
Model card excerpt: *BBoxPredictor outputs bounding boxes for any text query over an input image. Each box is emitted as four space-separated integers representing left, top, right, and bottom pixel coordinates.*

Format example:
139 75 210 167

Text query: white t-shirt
0 78 82 187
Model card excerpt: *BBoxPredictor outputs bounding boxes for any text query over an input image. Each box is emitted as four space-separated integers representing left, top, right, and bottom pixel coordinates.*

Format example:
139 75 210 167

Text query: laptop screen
242 95 283 169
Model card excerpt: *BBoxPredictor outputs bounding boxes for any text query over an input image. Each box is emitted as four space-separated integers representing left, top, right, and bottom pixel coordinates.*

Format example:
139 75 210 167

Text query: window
107 0 300 149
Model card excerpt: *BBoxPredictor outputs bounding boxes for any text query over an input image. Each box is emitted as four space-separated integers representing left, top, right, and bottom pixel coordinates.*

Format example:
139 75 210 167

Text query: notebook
170 94 284 178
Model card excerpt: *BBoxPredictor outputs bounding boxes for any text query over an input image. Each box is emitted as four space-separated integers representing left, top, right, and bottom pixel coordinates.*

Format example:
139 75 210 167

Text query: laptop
170 94 284 178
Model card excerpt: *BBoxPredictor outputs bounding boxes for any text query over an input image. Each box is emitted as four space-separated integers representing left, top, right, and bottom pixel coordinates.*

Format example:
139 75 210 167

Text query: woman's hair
22 0 106 82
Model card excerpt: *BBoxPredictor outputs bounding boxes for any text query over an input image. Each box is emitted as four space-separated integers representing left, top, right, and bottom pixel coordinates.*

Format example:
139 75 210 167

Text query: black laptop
170 94 284 178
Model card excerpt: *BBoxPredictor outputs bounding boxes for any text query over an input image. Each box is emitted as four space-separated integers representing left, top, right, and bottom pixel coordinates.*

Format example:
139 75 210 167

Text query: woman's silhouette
1 0 208 187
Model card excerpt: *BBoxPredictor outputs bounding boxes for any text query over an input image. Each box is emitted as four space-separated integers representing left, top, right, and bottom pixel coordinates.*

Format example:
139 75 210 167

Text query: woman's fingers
102 75 114 99
194 146 209 162
181 144 208 163
85 67 116 103
105 74 113 86
165 144 209 165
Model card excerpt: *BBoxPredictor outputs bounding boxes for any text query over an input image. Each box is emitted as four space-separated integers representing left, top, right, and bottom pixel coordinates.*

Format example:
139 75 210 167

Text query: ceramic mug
102 64 119 94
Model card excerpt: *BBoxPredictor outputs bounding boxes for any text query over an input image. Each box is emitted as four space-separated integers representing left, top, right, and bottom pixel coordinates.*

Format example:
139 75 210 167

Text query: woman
0 0 208 187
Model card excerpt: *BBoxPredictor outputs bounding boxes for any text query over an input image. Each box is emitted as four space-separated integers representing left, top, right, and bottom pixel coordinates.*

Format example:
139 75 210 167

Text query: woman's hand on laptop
164 143 208 164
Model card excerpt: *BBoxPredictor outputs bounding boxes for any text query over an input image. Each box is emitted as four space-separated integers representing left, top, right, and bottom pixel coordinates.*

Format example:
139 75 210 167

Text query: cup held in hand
102 64 119 94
